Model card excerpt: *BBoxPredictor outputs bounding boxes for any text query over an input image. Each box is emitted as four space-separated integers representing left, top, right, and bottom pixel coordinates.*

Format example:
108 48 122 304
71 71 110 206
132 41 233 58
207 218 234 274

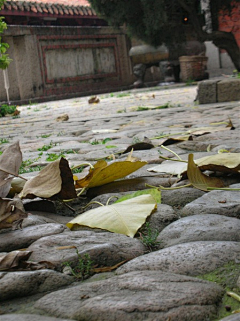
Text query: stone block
217 78 240 102
197 79 218 104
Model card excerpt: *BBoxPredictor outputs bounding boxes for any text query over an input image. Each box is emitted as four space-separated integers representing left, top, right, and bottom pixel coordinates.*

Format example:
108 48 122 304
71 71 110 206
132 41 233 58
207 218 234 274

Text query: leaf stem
82 201 105 210
227 291 240 302
207 187 240 191
158 156 187 163
0 167 28 181
71 162 94 170
160 145 183 160
146 183 192 190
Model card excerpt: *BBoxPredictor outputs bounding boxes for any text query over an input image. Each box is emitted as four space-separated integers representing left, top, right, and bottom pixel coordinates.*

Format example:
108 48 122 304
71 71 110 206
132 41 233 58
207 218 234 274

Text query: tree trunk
209 31 240 71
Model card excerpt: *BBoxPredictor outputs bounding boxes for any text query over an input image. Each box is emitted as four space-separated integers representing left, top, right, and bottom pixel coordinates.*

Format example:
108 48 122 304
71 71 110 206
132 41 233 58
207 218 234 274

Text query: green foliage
0 2 11 70
91 138 112 145
89 0 192 46
19 157 43 174
0 104 17 117
46 153 63 162
89 0 240 70
63 250 93 280
0 138 9 144
139 222 161 251
38 141 56 151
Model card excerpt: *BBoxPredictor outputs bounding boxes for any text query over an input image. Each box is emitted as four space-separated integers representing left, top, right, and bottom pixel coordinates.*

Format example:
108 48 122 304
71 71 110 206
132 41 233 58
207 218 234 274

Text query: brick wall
218 2 240 48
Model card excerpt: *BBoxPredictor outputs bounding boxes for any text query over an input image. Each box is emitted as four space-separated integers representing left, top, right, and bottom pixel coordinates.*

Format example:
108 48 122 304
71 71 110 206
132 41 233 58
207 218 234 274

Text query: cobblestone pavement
0 82 240 321
0 83 239 168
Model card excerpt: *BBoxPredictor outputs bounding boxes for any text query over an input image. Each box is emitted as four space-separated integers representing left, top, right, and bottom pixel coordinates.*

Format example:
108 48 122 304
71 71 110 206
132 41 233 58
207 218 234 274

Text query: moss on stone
197 261 240 320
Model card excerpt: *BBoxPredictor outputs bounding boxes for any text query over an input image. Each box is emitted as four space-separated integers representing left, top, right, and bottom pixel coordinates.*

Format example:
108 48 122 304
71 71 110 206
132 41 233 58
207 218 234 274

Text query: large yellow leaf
187 154 225 191
66 194 157 237
195 153 240 173
148 153 240 177
76 159 147 189
19 158 77 199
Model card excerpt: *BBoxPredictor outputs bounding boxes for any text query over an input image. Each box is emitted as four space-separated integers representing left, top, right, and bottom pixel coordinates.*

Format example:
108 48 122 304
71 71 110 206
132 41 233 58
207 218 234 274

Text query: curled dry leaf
88 96 100 104
19 157 77 200
0 250 55 271
195 153 240 173
56 114 69 122
0 251 32 271
0 196 28 230
75 157 147 189
148 153 240 177
0 141 22 197
187 154 225 192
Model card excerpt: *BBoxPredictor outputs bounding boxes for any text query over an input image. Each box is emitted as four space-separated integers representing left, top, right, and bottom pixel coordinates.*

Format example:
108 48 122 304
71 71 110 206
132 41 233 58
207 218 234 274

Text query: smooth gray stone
116 241 240 276
161 187 205 208
0 314 73 321
158 214 240 248
217 78 240 102
0 270 74 301
181 190 240 218
28 230 146 270
197 79 217 104
34 271 224 321
0 223 65 252
219 314 240 321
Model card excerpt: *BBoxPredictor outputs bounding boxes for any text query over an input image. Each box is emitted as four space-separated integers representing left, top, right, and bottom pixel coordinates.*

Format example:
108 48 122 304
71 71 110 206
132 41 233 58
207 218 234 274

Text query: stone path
0 82 240 321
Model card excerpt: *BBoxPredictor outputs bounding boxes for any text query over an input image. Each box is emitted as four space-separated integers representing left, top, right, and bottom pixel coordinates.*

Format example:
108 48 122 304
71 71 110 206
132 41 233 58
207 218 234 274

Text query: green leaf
115 188 161 204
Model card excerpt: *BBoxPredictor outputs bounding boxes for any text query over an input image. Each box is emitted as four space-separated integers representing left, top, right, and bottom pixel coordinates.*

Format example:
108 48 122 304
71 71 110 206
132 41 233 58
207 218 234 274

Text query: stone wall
197 78 240 104
0 25 135 103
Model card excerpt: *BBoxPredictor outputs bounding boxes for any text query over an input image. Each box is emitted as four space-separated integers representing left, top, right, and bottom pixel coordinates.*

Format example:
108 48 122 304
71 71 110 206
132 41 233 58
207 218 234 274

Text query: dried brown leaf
122 141 154 154
0 141 22 197
92 260 128 273
0 196 28 230
88 96 100 104
187 154 225 191
19 158 77 200
0 250 55 271
0 251 32 271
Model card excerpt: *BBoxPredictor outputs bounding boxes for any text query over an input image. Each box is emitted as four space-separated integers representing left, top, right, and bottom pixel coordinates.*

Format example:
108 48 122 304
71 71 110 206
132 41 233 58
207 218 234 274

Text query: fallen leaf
0 196 28 230
148 161 187 176
115 188 161 204
19 158 77 200
75 158 147 189
160 136 190 146
66 194 157 237
148 153 240 177
93 260 128 273
0 251 32 271
0 250 55 271
88 96 100 104
0 141 22 197
195 153 240 173
122 140 154 154
92 129 117 133
56 114 69 122
8 177 27 197
187 154 225 191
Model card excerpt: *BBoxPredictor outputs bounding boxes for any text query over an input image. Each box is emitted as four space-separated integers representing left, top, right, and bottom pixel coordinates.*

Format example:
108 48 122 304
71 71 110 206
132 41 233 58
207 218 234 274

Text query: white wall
205 41 235 78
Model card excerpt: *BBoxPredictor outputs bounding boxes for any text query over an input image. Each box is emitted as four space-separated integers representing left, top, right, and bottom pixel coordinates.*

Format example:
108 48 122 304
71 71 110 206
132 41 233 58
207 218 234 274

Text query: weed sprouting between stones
62 250 93 281
139 222 161 252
